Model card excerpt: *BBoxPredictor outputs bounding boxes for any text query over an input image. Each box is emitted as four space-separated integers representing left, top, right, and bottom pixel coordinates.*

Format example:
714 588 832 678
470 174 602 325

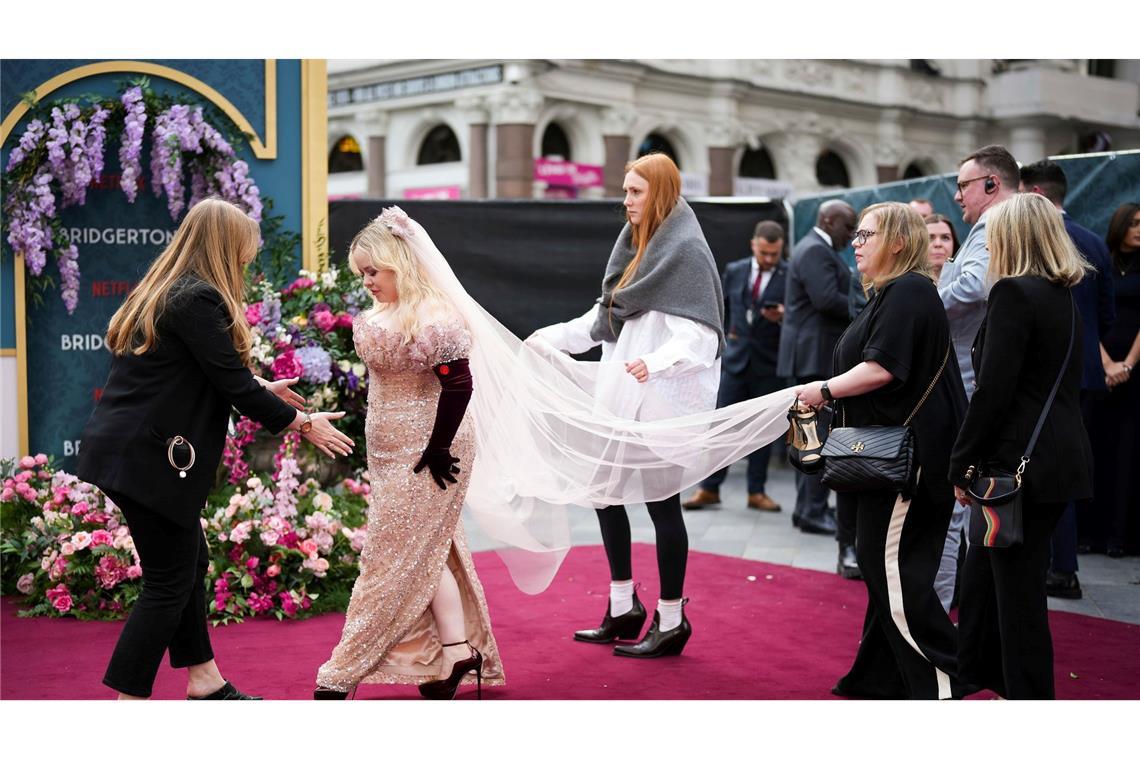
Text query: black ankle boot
612 605 691 659
573 590 647 644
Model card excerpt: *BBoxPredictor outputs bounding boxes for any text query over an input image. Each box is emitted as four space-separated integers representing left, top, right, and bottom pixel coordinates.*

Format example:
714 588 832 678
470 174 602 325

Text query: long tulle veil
380 207 795 593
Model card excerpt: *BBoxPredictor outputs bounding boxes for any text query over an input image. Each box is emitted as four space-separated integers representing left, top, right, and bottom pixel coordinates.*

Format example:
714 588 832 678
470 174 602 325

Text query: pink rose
46 584 72 613
90 529 113 547
15 471 34 483
311 309 336 332
286 277 314 293
272 351 303 381
246 556 260 571
1 488 14 501
35 453 48 465
71 531 92 550
126 564 143 579
60 542 75 556
16 573 35 594
266 563 281 578
298 539 318 557
19 455 36 469
245 302 263 326
71 501 90 516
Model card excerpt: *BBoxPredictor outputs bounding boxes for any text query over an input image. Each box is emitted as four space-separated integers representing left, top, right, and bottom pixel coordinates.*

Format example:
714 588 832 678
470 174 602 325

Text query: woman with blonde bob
313 209 505 699
949 192 1093 699
794 202 968 698
78 197 354 700
528 153 725 658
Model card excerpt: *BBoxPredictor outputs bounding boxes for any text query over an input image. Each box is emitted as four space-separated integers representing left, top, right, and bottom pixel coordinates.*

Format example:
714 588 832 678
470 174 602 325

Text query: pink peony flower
16 573 35 594
336 312 354 330
285 277 314 294
15 471 34 483
71 531 92 550
311 309 337 332
71 501 89 515
90 529 113 546
35 453 48 465
266 564 281 578
245 302 263 325
1 488 14 501
271 351 303 381
126 564 143 579
19 455 37 469
298 538 318 557
46 584 72 613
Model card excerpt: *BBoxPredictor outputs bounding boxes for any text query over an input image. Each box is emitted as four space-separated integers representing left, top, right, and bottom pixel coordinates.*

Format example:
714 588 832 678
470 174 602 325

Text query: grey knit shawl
589 197 726 357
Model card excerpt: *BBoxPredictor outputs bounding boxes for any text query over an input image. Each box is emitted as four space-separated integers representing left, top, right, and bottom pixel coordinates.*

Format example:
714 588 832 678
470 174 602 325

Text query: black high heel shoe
573 589 647 644
313 686 355 700
612 601 692 659
786 402 826 474
418 641 483 701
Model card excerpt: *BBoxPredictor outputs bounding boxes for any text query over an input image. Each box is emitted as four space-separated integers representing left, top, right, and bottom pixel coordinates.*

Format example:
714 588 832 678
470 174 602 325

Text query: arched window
637 133 680 169
816 150 850 188
416 125 462 165
738 146 776 179
328 135 363 173
902 162 928 180
541 122 572 161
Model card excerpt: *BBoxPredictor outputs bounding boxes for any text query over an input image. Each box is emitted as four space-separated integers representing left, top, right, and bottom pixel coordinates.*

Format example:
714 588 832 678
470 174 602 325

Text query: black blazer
78 276 296 528
1064 214 1116 390
949 276 1093 503
776 229 851 379
721 257 787 377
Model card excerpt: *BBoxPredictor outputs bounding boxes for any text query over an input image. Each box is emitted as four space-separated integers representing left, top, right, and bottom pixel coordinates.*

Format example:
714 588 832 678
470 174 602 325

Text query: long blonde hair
348 218 452 343
986 193 1092 286
614 153 682 292
857 202 933 293
106 197 258 362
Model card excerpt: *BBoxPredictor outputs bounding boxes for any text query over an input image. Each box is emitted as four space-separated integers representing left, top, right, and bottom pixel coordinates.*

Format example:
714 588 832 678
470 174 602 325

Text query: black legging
594 493 688 599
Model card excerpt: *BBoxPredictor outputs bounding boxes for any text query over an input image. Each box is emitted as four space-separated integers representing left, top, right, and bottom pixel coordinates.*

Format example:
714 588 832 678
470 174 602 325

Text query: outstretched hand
414 448 461 490
302 411 355 459
260 376 307 411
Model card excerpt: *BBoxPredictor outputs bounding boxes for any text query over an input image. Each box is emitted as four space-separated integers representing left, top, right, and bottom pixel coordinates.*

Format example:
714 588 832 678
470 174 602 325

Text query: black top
833 272 968 498
78 275 297 527
949 275 1093 503
1103 257 1140 359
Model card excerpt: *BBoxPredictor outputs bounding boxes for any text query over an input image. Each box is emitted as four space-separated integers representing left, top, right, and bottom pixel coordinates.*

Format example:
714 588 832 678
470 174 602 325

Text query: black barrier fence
329 199 789 343
791 150 1140 267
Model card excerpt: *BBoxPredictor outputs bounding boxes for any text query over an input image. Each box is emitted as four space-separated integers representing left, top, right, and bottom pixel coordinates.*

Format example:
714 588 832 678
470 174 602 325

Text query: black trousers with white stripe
835 486 959 699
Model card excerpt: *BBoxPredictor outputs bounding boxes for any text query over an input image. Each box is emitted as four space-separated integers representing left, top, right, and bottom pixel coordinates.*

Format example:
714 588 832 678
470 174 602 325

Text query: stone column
766 130 823 196
489 89 544 199
1008 122 1047 164
457 97 489 199
707 121 744 196
875 109 904 185
601 107 636 197
360 112 389 198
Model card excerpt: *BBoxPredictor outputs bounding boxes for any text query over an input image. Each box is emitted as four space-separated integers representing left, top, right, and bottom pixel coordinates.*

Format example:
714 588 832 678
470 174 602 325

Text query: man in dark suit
777 200 857 555
1020 159 1116 600
684 220 788 512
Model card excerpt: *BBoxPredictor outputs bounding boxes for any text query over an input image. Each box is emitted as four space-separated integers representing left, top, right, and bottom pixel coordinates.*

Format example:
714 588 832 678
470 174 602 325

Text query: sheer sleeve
422 318 473 366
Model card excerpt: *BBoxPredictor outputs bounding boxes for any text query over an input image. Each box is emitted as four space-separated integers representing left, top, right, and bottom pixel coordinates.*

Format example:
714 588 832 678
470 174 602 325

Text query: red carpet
3 544 1137 700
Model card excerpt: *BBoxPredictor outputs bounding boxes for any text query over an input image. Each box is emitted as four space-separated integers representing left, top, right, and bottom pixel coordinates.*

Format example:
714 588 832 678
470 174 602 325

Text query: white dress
534 304 721 422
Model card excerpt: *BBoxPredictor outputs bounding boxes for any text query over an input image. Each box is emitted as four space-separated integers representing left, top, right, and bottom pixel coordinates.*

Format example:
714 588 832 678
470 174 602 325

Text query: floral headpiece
378 206 416 239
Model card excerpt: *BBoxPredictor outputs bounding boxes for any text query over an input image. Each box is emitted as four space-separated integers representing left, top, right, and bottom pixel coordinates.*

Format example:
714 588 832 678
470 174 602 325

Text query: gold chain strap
903 344 951 427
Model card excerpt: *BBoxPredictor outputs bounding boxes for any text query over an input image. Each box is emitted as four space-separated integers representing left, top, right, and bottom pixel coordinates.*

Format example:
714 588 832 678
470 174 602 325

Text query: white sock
609 580 634 617
657 599 683 632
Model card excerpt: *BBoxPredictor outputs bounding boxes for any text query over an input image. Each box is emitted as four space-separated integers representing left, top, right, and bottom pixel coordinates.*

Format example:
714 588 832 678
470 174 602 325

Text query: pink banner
534 158 604 188
403 185 462 200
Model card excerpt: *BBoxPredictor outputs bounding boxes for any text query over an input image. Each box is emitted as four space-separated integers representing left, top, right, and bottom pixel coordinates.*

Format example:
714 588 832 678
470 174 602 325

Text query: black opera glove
413 358 473 490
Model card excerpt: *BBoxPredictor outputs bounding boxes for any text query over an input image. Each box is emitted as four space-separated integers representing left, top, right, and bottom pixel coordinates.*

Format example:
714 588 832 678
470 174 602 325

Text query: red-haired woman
528 153 725 658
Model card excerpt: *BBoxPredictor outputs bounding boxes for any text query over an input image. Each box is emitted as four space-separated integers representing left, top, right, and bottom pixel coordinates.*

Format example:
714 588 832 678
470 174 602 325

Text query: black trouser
958 499 1068 699
1051 392 1093 573
836 486 958 699
595 494 687 599
699 372 785 494
102 490 213 697
836 492 858 547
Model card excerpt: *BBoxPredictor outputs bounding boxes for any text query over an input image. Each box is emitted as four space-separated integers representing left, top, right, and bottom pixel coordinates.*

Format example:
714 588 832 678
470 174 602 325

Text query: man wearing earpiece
941 144 1020 396
934 144 1020 614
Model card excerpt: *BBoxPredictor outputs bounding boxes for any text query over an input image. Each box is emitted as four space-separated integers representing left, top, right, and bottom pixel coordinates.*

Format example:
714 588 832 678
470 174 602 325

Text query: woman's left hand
625 358 649 383
794 380 826 408
258 375 307 411
953 485 971 507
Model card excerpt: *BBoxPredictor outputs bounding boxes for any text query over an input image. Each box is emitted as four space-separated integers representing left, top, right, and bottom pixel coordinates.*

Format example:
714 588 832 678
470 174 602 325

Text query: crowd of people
73 145 1136 703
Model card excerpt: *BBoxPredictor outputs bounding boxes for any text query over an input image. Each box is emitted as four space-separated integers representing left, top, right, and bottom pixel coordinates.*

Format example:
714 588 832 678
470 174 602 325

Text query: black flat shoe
612 606 691 659
418 641 483 701
573 590 647 644
187 680 262 700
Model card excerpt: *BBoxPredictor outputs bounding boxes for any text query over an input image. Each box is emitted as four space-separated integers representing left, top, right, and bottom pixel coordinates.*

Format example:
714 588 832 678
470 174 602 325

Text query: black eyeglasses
852 229 878 245
956 175 992 194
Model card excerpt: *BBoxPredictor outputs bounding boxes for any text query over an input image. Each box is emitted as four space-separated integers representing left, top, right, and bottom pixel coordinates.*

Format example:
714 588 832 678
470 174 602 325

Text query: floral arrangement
1 453 371 624
2 79 271 313
227 265 372 480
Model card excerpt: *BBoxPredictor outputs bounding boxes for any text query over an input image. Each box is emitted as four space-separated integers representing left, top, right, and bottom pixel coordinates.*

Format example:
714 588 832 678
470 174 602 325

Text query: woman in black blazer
78 198 355 700
950 192 1094 699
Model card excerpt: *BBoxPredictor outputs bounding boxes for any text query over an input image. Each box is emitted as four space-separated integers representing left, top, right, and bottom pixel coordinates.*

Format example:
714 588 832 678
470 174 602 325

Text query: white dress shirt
750 258 773 301
534 304 721 422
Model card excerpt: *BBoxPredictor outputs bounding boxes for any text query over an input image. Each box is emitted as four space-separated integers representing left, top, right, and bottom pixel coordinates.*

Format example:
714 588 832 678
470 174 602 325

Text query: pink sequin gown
315 314 505 690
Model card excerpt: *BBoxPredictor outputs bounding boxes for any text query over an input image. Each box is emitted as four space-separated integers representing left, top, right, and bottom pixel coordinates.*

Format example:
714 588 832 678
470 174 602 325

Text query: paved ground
467 457 1140 625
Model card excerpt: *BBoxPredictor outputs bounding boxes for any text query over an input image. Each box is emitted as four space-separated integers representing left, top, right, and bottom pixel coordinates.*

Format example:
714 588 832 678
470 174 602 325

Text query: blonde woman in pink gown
313 209 503 700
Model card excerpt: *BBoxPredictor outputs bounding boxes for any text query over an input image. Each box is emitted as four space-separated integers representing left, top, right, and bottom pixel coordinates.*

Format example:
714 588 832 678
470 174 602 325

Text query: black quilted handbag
820 345 950 496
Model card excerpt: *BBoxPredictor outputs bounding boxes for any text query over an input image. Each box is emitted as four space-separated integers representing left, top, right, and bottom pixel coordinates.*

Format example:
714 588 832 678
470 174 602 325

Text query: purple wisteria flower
57 243 80 314
6 118 45 171
4 168 57 276
118 87 147 202
294 345 333 384
259 295 282 331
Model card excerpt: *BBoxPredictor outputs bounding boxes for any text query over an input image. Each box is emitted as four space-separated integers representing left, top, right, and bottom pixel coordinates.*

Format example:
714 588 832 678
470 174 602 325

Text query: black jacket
78 276 296 527
721 257 787 377
949 276 1093 503
776 229 851 379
